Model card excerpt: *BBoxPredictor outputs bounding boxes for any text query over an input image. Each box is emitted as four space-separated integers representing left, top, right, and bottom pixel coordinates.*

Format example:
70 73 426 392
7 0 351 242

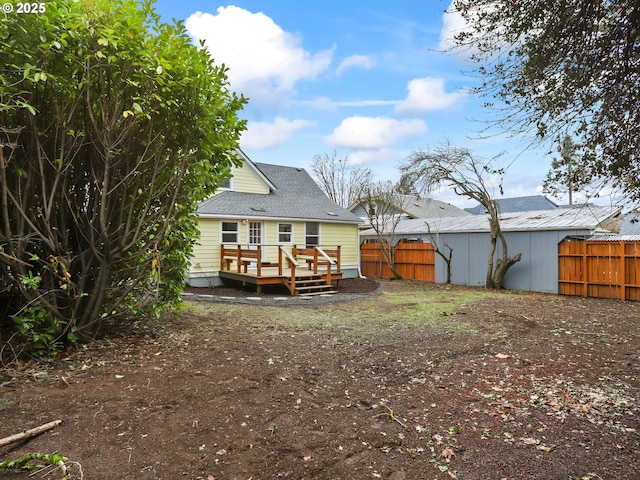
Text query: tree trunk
486 235 497 288
486 207 521 289
489 252 522 289
380 243 402 279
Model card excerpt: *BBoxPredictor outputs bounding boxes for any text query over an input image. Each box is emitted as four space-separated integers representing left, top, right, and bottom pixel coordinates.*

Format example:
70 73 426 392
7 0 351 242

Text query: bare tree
401 144 521 289
361 181 409 280
424 221 453 284
310 152 373 208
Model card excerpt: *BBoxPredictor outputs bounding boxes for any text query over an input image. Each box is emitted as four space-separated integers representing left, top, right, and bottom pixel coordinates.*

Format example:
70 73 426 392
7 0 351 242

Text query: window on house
305 222 319 247
278 223 293 244
221 221 238 243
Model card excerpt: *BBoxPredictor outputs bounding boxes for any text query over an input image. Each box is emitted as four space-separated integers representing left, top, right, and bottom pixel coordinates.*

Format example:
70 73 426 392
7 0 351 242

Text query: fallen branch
0 420 62 448
372 405 408 430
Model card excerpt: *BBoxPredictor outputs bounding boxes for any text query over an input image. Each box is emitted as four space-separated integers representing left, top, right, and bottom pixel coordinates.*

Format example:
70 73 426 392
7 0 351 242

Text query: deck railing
220 244 342 294
220 245 263 276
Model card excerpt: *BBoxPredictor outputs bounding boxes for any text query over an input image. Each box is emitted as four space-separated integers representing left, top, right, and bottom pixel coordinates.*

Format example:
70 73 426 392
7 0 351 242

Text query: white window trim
220 220 239 244
305 222 321 247
277 222 294 245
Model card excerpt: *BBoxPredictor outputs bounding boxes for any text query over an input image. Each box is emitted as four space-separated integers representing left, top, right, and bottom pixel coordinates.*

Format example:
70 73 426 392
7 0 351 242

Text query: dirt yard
1 279 639 480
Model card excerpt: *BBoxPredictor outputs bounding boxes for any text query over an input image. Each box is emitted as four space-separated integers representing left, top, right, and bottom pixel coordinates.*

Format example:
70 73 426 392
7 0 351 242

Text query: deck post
256 245 262 277
313 248 318 273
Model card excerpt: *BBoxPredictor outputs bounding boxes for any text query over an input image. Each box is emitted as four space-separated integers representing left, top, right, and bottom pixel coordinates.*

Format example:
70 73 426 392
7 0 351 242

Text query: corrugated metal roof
361 205 621 235
588 234 640 242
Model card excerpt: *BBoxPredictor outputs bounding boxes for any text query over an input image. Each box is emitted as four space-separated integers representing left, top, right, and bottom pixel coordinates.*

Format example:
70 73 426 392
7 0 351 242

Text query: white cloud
395 77 466 114
336 54 376 76
438 1 505 61
325 116 427 149
438 2 467 52
241 117 313 150
347 149 396 166
185 6 333 103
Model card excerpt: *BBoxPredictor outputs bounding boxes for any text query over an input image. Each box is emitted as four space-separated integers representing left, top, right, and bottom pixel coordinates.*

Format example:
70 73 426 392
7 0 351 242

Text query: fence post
582 241 588 297
620 241 626 301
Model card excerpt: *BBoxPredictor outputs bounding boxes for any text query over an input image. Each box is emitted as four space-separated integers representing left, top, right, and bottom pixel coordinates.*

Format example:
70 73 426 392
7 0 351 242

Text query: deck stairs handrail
315 246 336 265
279 246 300 293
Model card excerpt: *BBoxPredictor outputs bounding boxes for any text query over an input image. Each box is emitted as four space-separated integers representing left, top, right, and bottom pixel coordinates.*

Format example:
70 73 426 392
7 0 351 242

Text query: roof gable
197 158 361 224
225 150 275 194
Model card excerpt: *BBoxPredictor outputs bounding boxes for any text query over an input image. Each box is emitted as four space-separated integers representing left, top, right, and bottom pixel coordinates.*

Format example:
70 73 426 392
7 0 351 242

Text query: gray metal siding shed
410 229 592 293
362 206 621 294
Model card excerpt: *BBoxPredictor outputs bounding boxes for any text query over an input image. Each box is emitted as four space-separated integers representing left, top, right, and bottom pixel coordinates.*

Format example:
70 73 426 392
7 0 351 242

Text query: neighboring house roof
361 205 622 236
619 213 640 235
197 161 362 224
465 195 558 215
589 212 640 240
349 195 470 219
401 196 471 218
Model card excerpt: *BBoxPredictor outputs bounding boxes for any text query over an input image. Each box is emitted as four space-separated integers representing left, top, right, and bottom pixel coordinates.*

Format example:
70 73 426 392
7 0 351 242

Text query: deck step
292 278 324 285
294 283 337 296
296 283 333 292
297 290 338 297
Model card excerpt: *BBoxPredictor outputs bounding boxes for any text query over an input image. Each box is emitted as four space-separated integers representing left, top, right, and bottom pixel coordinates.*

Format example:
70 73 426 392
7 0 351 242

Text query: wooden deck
219 245 343 295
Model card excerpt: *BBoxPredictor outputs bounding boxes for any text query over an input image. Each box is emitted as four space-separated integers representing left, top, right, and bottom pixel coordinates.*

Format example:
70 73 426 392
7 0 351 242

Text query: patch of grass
180 283 512 338
383 289 498 332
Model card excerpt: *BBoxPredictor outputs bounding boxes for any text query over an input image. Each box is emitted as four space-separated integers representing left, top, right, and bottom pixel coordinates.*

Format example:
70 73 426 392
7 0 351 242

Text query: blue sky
151 0 566 208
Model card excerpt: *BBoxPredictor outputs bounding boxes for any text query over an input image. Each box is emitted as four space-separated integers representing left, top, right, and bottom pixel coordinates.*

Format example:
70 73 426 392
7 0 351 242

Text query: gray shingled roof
402 196 471 218
465 195 558 214
619 213 640 235
197 162 362 224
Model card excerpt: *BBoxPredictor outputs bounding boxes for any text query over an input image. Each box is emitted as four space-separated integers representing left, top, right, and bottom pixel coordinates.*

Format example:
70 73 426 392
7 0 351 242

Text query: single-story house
361 205 623 293
187 151 363 289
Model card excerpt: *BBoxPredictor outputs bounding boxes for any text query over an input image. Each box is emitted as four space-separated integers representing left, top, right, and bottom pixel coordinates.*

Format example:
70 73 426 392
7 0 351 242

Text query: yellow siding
319 223 359 265
190 219 360 272
230 163 269 194
190 219 220 272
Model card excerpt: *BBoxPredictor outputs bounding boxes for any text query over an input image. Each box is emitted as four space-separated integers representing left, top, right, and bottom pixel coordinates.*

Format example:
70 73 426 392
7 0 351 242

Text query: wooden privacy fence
360 241 435 281
558 237 640 301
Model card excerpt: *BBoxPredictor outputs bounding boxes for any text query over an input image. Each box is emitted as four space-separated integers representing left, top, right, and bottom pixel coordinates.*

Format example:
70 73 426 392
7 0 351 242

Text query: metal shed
361 206 623 293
